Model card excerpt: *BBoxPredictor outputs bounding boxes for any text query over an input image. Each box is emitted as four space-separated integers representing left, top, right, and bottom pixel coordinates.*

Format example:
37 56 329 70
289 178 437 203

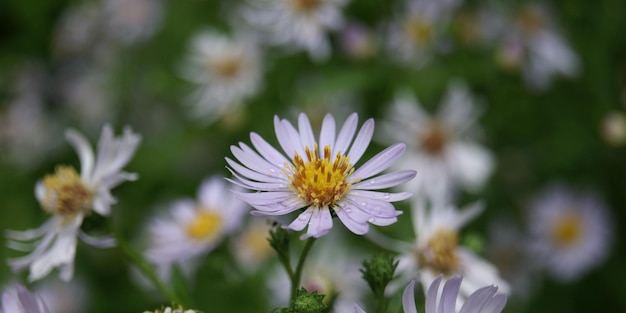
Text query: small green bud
360 253 398 296
282 287 327 313
268 224 290 256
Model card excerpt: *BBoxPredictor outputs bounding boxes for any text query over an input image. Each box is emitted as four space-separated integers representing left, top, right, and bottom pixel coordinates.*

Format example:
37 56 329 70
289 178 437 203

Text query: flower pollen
551 212 583 247
417 229 460 274
420 122 449 155
405 18 433 46
186 210 223 241
210 57 242 79
41 165 93 217
288 144 354 207
291 0 321 13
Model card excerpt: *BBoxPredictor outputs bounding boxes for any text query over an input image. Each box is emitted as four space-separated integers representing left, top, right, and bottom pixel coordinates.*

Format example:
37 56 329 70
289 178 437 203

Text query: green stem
291 237 317 303
112 226 182 305
374 289 387 313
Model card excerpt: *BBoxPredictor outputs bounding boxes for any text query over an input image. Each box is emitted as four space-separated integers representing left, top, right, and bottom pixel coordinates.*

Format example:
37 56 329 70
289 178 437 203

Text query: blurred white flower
385 0 460 67
378 198 509 300
339 21 377 60
496 3 580 89
270 236 366 311
1 284 50 313
230 218 275 273
227 112 416 239
600 111 626 146
6 125 141 282
355 275 507 313
527 185 613 281
241 0 348 61
144 177 248 277
35 279 88 313
181 30 262 124
143 306 197 313
102 0 164 45
380 81 494 201
52 2 102 57
0 64 61 169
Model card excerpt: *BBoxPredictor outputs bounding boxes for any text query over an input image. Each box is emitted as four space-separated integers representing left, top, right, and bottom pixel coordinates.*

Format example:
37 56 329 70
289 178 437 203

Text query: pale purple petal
352 170 416 190
345 196 400 217
240 142 285 173
319 114 336 155
298 113 316 151
353 304 367 313
334 113 358 154
274 115 298 158
480 294 507 313
226 158 285 183
347 118 374 164
440 276 462 313
285 208 314 231
347 190 412 202
402 281 417 313
335 209 369 235
426 275 443 313
350 144 406 180
459 285 498 313
280 118 306 158
250 132 290 167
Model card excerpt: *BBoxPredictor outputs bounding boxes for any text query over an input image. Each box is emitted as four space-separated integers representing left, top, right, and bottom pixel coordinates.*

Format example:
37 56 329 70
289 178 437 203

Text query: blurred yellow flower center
41 166 93 217
417 229 460 274
186 210 223 241
289 144 354 207
240 223 273 260
516 7 545 36
420 122 449 155
291 0 321 12
405 17 433 46
551 213 583 247
212 57 242 79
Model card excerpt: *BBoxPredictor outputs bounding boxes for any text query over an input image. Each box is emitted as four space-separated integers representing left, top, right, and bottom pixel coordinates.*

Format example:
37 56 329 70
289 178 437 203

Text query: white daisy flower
496 3 580 89
226 112 416 239
230 218 276 273
378 198 509 300
355 275 507 313
181 30 262 124
385 0 460 67
241 0 348 61
144 176 248 276
527 184 612 281
6 124 141 282
1 284 50 313
380 81 494 201
269 236 366 311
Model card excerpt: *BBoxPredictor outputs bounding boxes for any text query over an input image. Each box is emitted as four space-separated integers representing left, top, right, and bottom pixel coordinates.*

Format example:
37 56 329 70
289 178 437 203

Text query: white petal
335 209 369 235
447 142 494 192
402 281 417 313
298 113 316 151
350 144 406 180
226 159 285 183
319 114 336 155
285 208 314 231
250 132 290 167
347 118 374 164
426 275 443 313
440 276 462 313
352 170 416 190
347 190 412 202
334 113 358 155
345 195 400 217
65 129 95 180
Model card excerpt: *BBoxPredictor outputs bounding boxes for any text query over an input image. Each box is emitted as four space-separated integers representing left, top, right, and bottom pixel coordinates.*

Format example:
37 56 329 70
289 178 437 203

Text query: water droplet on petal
368 217 376 223
369 179 376 185
269 168 276 173
361 201 368 207
383 193 391 200
345 208 352 213
299 214 308 221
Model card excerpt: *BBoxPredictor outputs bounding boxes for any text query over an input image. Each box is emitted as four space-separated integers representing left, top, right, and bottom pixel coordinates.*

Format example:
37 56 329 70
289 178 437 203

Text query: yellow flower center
405 17 434 46
288 144 354 207
420 122 449 155
185 210 223 241
417 229 460 274
291 0 321 13
240 222 274 260
210 57 242 79
551 212 583 247
41 166 93 217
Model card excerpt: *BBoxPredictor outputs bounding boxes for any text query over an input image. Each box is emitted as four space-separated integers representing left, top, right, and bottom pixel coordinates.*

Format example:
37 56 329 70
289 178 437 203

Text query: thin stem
291 237 317 302
112 226 182 305
276 249 295 282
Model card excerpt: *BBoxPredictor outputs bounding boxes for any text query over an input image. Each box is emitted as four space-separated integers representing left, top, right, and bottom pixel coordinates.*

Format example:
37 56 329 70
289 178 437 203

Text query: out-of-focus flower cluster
1 0 623 312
